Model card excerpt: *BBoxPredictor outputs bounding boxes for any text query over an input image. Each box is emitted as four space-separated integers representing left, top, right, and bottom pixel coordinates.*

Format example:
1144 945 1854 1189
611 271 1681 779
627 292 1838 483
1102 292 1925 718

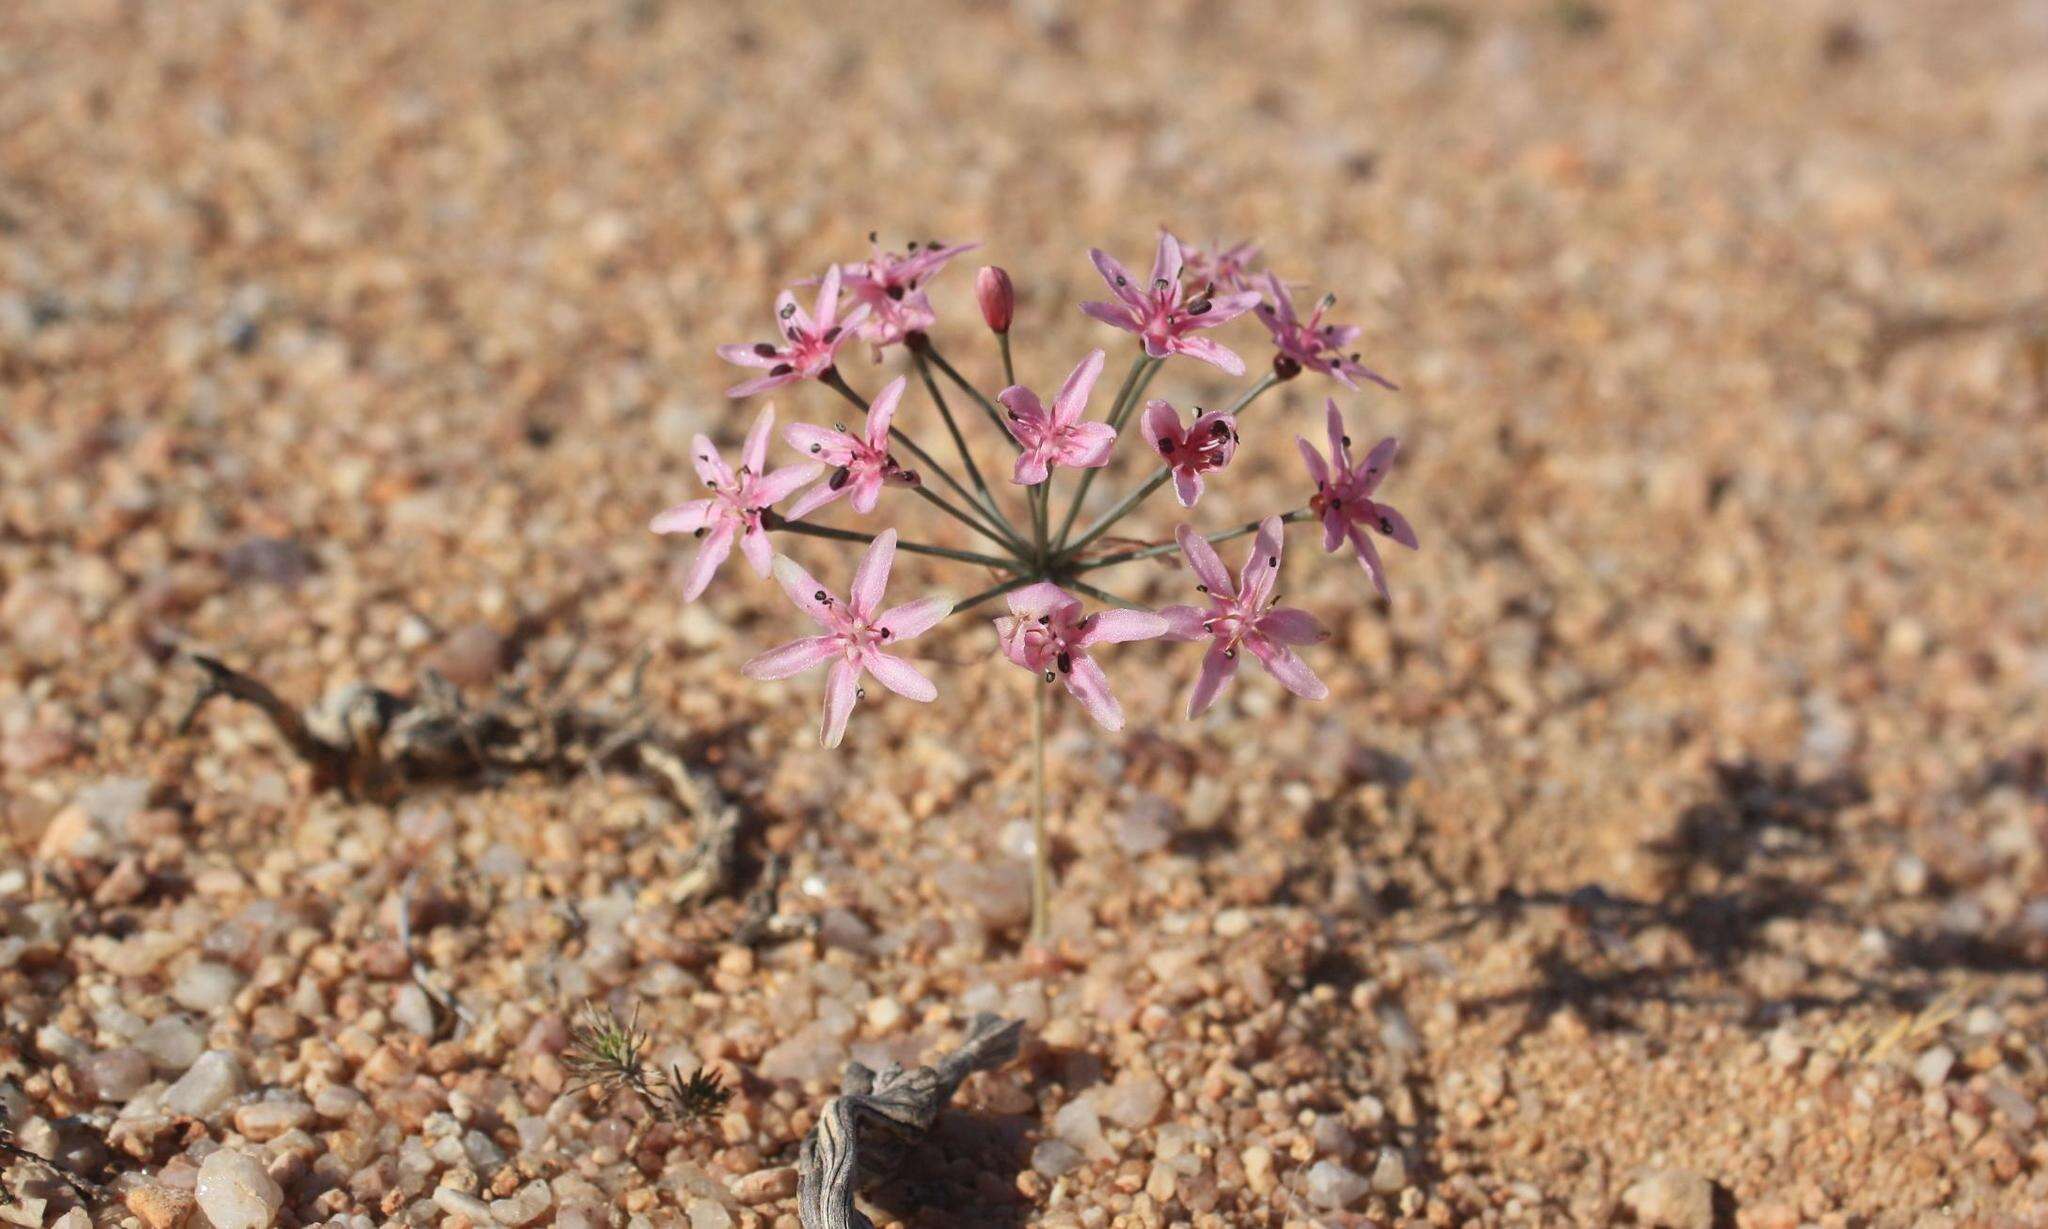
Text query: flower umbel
838 235 979 353
1171 232 1262 295
1254 273 1397 390
717 264 868 398
742 530 952 748
1139 399 1238 508
1081 232 1261 373
993 583 1169 731
1161 517 1330 717
1298 399 1419 598
783 375 922 518
998 348 1118 485
651 404 820 601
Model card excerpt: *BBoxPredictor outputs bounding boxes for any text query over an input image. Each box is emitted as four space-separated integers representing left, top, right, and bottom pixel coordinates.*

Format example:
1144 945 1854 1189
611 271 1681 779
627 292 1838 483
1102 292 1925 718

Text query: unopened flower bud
975 265 1014 333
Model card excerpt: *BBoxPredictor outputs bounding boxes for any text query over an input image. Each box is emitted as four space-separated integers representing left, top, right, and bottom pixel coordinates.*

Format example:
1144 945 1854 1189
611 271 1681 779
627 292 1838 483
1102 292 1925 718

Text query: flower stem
767 513 1024 571
997 331 1016 388
1069 508 1314 573
1064 578 1144 609
910 349 1013 537
1051 353 1157 551
914 338 1018 449
821 367 1028 556
1029 676 1050 946
950 574 1035 616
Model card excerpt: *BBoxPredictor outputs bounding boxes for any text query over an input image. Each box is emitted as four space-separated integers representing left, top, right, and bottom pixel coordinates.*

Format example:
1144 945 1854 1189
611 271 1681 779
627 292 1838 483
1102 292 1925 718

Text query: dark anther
1043 670 1055 683
868 230 878 243
1342 435 1352 447
1268 556 1278 568
1380 516 1393 533
1186 298 1211 315
814 590 829 602
754 342 779 357
1195 584 1208 593
906 240 920 250
1224 647 1237 659
693 527 706 539
856 686 866 699
1158 438 1174 453
1115 275 1127 287
1153 278 1168 290
1211 420 1232 437
809 443 822 453
779 303 796 319
1038 615 1050 624
824 326 841 342
829 467 852 490
769 363 794 376
1056 651 1072 674
887 285 905 301
927 238 941 249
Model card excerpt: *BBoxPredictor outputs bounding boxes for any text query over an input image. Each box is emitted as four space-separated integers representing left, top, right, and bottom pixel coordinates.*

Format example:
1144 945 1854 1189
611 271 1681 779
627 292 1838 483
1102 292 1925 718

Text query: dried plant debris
561 1003 732 1132
0 1126 96 1211
798 1014 1025 1229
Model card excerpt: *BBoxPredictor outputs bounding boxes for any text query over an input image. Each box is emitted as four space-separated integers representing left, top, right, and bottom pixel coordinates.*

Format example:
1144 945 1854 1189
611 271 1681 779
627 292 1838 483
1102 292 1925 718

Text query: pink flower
993 583 1169 732
742 530 952 748
1080 233 1261 373
997 348 1118 485
1171 232 1262 294
1160 518 1330 717
1139 399 1238 508
1253 273 1396 391
837 236 979 353
1297 400 1418 598
716 265 868 398
650 405 821 601
975 265 1014 333
783 375 921 519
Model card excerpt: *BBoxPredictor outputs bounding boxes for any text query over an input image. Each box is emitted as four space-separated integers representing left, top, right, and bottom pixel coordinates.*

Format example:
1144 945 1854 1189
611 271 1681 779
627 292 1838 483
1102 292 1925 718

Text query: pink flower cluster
651 229 1421 746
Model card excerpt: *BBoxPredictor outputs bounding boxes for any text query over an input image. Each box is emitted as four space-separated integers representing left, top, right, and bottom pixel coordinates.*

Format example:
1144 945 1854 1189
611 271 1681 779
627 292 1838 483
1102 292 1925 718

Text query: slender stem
1221 370 1283 418
1052 353 1155 551
1029 678 1049 946
821 367 1026 555
1030 485 1050 568
768 514 1024 571
1065 578 1144 609
1070 509 1314 573
950 574 1034 616
1107 355 1165 433
997 331 1016 388
916 339 1017 447
911 350 1014 539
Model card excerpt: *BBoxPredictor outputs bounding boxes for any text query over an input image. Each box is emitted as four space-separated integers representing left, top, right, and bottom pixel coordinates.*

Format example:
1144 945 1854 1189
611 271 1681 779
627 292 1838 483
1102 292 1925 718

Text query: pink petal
1184 289 1261 330
742 635 840 681
863 651 937 702
1089 248 1146 308
997 385 1046 434
1296 436 1330 486
1257 606 1325 645
754 462 824 506
1247 637 1328 701
739 521 774 577
1239 516 1285 610
717 343 782 369
1359 437 1400 493
867 375 905 445
1321 509 1347 553
815 264 842 329
1262 272 1296 324
785 481 842 521
1076 608 1170 646
726 371 794 399
1172 467 1202 507
848 470 884 515
1157 603 1211 641
1149 231 1182 289
770 555 842 626
1187 640 1238 717
786 422 855 463
1061 654 1124 732
741 403 774 475
681 517 737 602
821 658 859 748
1174 524 1234 596
849 528 896 620
1139 399 1182 451
1051 349 1106 428
775 289 812 337
1057 421 1117 469
1374 502 1419 550
1325 400 1351 472
1012 448 1051 486
1167 334 1245 375
691 435 734 490
1004 581 1078 623
1079 299 1142 332
1347 523 1390 599
875 595 953 641
649 498 716 535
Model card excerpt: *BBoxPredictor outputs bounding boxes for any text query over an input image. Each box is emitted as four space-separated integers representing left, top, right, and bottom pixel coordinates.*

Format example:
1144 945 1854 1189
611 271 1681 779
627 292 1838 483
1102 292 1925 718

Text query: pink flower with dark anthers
1139 399 1238 508
1253 273 1397 391
1297 399 1419 599
782 375 922 519
1160 518 1331 717
836 235 980 353
742 530 952 748
1080 233 1262 374
1169 232 1262 294
716 265 869 398
997 348 1119 486
650 405 822 602
993 583 1170 732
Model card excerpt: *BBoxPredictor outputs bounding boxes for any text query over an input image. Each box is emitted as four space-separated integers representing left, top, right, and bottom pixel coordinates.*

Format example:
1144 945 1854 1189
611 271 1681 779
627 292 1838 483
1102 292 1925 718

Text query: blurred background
4 1 2048 1224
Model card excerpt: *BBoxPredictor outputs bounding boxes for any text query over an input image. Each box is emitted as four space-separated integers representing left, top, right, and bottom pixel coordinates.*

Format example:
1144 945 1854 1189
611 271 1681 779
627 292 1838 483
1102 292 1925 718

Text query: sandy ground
5 1 2048 1226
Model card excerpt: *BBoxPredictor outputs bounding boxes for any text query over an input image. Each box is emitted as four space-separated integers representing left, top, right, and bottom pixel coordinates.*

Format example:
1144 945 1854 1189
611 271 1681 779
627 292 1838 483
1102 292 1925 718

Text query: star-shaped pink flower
993 583 1169 732
997 348 1118 486
1160 518 1330 717
1169 231 1262 294
1080 233 1261 373
716 265 869 398
783 374 922 519
1139 399 1238 508
836 236 979 354
1297 399 1419 599
742 530 953 748
1253 273 1396 391
650 405 821 601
